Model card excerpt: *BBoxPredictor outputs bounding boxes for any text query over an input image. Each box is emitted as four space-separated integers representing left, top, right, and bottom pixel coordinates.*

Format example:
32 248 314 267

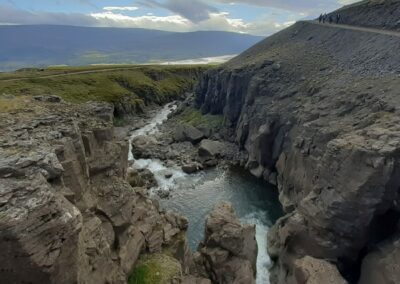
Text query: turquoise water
129 103 284 283
160 166 283 284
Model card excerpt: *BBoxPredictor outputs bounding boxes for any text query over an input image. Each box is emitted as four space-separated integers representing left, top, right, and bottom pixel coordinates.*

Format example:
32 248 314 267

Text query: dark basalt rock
195 9 400 283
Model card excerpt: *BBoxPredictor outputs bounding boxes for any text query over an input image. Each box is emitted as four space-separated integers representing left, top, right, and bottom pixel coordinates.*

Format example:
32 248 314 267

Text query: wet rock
202 159 218 168
156 189 170 199
195 202 257 284
182 162 203 174
131 135 158 159
127 168 157 189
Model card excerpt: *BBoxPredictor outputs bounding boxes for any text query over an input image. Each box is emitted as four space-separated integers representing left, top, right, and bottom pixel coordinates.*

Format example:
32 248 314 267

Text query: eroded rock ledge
0 98 189 283
193 203 258 284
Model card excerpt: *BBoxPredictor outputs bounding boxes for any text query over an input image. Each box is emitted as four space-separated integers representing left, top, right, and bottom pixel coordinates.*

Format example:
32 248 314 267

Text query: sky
0 0 359 35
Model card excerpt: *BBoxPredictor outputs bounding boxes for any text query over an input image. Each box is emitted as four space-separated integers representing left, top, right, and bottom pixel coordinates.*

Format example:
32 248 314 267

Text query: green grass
0 65 209 116
178 107 224 131
128 254 182 284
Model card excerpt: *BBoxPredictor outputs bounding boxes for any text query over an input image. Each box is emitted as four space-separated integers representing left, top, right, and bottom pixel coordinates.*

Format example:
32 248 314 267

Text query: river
128 103 283 284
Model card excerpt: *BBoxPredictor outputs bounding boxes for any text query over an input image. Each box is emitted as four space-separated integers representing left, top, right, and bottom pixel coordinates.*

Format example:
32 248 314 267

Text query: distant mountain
0 25 263 71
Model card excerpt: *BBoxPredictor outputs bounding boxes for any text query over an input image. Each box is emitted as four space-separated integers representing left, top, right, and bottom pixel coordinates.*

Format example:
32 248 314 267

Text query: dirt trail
307 20 400 38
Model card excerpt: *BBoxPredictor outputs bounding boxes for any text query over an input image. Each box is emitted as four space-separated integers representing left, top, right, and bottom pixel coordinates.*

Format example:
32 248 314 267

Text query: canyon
2 0 400 283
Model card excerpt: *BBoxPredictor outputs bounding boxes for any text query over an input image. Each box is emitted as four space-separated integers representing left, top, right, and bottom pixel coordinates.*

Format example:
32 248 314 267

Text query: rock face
359 231 400 284
194 203 258 284
0 97 189 283
329 0 400 31
195 15 400 284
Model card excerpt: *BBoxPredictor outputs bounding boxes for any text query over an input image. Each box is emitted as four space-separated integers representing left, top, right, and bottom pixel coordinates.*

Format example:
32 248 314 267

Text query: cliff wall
195 18 400 283
0 97 189 283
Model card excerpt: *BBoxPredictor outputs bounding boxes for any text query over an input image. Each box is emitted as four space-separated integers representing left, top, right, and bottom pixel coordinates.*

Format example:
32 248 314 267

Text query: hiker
336 13 341 24
319 14 323 23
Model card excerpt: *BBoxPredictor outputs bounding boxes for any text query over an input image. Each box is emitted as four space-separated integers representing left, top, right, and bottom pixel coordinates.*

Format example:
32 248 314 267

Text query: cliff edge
195 1 400 283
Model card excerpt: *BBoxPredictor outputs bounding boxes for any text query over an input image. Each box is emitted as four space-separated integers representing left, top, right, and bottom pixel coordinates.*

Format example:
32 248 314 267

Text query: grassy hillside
0 65 209 116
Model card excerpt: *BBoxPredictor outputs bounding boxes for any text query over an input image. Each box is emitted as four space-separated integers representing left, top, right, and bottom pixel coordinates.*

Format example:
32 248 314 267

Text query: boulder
198 139 225 158
131 135 158 159
182 163 203 174
127 168 157 189
174 125 204 144
194 202 258 284
290 256 347 284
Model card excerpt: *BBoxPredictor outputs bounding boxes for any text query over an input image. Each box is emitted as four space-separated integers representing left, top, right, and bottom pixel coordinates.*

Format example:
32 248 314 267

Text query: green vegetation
0 96 29 112
128 254 182 284
0 65 209 111
178 107 224 131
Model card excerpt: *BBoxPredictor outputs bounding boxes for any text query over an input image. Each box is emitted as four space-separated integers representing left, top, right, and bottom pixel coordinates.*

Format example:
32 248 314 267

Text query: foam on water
128 103 283 284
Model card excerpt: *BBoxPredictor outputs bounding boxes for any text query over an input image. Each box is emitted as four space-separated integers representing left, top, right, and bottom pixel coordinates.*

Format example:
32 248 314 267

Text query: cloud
212 0 348 14
90 11 191 32
90 10 288 35
103 6 139 12
138 0 218 22
0 2 315 35
0 5 97 26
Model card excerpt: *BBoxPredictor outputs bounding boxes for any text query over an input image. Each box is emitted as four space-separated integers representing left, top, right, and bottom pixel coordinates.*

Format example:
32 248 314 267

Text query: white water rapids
128 103 283 284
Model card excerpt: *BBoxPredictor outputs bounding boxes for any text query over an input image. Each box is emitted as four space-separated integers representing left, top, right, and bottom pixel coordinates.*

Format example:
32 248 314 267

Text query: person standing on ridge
336 13 341 24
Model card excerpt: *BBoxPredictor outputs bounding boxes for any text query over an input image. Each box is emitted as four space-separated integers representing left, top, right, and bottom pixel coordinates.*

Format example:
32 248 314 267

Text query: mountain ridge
0 25 263 71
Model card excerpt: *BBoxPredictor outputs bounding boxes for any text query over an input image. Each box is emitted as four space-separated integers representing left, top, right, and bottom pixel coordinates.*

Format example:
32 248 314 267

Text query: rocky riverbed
127 99 283 283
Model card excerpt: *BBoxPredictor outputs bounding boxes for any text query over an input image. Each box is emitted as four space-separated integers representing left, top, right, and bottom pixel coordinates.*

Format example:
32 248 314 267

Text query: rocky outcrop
0 97 190 283
195 17 400 283
193 203 257 284
330 0 400 31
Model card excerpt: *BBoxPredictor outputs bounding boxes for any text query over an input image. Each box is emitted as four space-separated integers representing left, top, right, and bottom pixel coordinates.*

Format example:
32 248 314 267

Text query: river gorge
128 103 283 283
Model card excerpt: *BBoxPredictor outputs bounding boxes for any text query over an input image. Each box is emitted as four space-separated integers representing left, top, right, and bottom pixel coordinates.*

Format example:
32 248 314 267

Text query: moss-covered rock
129 254 182 284
176 107 224 132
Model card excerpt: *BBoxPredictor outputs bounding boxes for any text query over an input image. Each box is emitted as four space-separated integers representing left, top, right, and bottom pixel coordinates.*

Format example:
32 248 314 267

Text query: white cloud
338 0 359 5
90 11 192 32
90 10 290 35
0 3 303 35
103 6 139 11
